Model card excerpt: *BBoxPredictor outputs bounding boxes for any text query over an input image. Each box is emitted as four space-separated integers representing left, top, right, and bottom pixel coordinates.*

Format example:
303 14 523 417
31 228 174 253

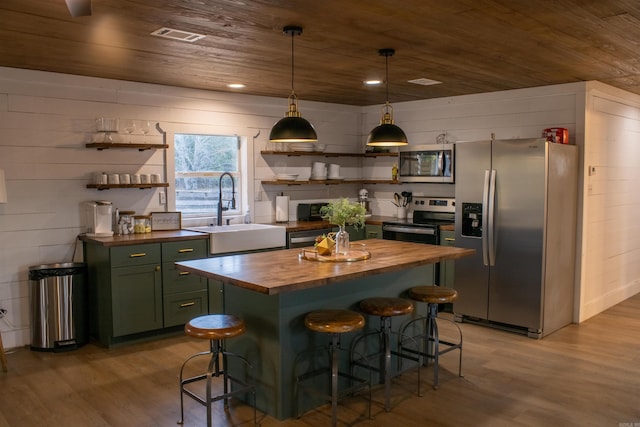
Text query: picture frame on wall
150 212 182 231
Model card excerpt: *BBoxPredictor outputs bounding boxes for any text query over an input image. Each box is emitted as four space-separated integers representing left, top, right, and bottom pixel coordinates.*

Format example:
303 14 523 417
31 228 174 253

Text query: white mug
119 173 131 184
94 172 108 185
151 173 161 183
140 174 150 184
108 174 120 184
131 174 141 184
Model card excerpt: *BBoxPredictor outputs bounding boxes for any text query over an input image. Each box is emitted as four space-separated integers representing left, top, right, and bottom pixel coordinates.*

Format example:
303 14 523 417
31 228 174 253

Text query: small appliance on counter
358 188 372 216
296 202 328 221
82 200 114 237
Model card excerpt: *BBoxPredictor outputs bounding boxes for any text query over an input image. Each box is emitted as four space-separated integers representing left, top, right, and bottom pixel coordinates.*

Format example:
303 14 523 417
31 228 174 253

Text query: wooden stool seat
185 314 246 340
178 314 255 427
305 309 365 334
297 309 370 426
360 297 414 317
409 285 458 305
402 285 463 390
352 296 419 411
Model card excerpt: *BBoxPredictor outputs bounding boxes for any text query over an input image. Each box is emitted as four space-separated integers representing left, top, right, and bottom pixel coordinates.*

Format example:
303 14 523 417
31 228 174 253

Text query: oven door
382 224 438 245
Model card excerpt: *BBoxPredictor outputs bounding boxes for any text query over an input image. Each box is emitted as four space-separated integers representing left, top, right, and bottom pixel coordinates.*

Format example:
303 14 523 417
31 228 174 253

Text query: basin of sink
185 224 287 255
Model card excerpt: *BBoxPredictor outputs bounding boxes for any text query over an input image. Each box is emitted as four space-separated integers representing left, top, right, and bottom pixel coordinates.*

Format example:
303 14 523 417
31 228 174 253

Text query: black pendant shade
366 49 408 147
269 26 317 143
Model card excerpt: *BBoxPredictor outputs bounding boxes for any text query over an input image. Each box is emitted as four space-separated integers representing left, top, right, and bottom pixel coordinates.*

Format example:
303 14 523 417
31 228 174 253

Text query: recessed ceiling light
364 79 383 86
227 83 246 89
408 78 442 86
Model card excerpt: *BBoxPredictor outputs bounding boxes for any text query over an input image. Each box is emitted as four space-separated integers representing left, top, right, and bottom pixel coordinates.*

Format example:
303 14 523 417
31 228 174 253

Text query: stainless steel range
382 197 455 285
382 197 455 245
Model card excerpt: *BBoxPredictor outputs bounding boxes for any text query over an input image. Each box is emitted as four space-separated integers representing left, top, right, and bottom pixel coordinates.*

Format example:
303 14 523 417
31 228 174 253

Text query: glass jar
133 216 147 234
118 211 135 235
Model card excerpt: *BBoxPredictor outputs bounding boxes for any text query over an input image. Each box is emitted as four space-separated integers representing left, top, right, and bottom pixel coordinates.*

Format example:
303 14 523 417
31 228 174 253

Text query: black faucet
217 172 236 226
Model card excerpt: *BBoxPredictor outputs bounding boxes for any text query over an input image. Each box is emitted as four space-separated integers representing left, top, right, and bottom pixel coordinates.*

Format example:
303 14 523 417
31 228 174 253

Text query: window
174 133 242 217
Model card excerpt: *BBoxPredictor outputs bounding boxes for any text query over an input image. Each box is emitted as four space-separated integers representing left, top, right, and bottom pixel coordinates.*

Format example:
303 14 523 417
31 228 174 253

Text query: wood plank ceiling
1 0 640 106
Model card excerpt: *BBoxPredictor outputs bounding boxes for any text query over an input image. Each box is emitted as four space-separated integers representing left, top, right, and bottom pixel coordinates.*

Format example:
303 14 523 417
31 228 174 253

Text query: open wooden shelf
87 183 170 190
261 179 400 186
260 150 398 158
86 142 169 151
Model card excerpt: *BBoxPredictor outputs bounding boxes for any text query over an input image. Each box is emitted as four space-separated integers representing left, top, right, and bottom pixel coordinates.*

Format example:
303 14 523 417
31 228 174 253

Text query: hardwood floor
1 294 639 427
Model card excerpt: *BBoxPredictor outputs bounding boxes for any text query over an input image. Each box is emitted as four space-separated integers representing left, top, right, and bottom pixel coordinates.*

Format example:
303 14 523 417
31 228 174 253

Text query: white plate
289 143 315 151
274 174 298 181
328 176 344 180
310 175 327 180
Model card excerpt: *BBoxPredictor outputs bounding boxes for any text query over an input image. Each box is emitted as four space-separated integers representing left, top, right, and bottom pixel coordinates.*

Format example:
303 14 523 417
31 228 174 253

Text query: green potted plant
320 198 366 255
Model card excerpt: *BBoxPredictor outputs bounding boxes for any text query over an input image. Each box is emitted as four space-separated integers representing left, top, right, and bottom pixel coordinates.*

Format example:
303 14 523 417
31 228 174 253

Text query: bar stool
351 297 421 411
295 309 370 427
178 314 256 427
400 286 463 389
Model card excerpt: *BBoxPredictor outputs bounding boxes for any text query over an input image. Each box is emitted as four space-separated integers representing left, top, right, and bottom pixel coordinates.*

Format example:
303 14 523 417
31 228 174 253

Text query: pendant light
269 26 318 143
366 48 408 147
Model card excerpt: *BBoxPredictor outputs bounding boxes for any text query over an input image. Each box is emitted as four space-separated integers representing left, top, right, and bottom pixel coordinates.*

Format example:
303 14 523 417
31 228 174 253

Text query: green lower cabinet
85 238 209 347
439 230 456 287
365 224 382 239
163 289 208 327
111 263 163 336
208 279 224 314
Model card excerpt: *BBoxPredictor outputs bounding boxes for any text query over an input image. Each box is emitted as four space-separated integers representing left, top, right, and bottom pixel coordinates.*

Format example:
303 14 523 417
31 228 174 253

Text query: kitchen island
175 239 474 419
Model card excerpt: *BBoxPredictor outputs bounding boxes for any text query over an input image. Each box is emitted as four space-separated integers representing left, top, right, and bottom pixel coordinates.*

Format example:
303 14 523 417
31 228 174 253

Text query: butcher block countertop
79 230 208 247
175 238 474 295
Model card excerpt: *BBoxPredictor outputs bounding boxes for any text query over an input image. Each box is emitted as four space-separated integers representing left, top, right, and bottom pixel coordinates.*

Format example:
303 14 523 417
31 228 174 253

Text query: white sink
185 224 286 254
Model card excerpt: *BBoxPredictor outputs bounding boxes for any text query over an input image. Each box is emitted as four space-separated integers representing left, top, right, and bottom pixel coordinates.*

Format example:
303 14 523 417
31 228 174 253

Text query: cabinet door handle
129 253 147 258
444 237 455 242
179 271 190 276
178 248 194 253
180 302 195 308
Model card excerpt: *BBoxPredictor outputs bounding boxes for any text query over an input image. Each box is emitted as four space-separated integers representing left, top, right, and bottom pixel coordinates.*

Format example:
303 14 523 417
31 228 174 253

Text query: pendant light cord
290 30 295 94
385 52 390 104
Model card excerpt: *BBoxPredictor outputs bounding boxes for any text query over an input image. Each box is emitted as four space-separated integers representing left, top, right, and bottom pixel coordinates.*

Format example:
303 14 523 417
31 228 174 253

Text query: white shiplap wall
0 67 361 348
1 66 638 348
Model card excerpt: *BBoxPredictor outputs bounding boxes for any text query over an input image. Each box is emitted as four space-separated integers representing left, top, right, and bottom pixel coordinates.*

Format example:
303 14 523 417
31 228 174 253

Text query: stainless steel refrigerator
453 138 578 338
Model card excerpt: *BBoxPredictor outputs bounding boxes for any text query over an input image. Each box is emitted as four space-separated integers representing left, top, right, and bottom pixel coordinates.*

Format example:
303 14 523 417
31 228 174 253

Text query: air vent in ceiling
150 27 206 43
408 78 442 86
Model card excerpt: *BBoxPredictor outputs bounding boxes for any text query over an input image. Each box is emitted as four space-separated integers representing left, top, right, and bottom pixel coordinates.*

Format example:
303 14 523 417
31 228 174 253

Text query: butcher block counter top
79 230 208 247
175 238 474 295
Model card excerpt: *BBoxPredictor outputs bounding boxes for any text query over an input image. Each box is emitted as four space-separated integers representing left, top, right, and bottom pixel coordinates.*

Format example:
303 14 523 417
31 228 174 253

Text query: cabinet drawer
111 244 161 268
162 240 207 263
163 290 208 327
162 262 207 294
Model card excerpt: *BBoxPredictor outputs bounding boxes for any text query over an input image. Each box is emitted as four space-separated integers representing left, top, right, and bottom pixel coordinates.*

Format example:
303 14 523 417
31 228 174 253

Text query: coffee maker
358 188 371 215
83 200 114 237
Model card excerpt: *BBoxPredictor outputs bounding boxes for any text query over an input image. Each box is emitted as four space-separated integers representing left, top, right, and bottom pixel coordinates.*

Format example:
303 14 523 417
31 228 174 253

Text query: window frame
164 123 254 226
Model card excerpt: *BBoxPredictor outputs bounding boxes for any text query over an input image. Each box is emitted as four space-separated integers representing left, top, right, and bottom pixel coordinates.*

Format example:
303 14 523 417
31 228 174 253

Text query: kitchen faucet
217 172 236 226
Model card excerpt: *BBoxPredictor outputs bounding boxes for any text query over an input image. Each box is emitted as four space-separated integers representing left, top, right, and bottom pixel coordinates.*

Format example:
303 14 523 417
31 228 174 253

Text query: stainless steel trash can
28 263 88 352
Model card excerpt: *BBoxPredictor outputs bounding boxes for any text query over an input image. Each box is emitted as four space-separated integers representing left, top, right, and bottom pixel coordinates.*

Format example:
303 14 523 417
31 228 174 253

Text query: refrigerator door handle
482 170 491 266
487 169 497 266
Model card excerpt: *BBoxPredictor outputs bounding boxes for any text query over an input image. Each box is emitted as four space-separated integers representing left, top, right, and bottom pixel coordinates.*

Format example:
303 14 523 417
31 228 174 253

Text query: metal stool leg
330 333 339 427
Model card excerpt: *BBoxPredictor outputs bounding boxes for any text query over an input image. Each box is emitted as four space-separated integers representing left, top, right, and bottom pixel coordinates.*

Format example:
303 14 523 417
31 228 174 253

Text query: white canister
131 174 141 184
150 173 161 183
328 163 340 178
312 161 327 178
119 174 131 184
140 174 150 184
397 206 407 219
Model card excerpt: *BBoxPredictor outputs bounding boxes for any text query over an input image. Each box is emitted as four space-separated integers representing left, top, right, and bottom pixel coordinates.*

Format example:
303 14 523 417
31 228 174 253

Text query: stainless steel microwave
398 143 454 183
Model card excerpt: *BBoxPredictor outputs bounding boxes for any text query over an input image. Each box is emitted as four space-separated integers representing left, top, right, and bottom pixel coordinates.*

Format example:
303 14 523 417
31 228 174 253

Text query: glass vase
335 225 350 255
